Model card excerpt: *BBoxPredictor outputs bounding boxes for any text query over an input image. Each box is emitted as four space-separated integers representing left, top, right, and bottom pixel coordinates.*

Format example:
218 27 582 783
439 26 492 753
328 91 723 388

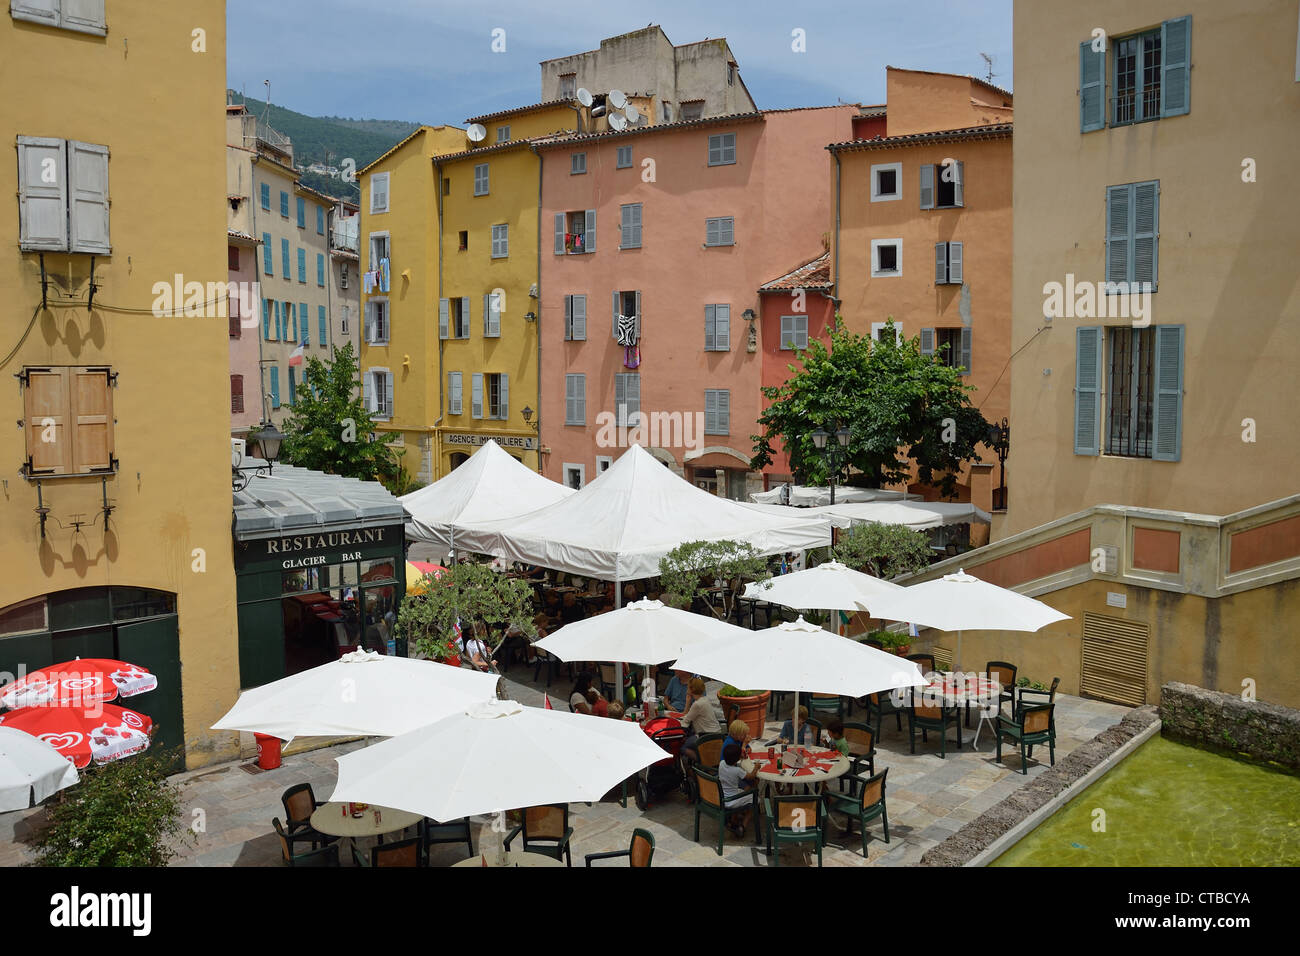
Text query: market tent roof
453 444 832 581
743 499 991 530
749 484 914 506
232 461 407 539
399 439 574 550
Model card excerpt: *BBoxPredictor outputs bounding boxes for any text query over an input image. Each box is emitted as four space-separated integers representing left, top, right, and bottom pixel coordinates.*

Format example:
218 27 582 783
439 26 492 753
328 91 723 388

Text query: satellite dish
608 112 627 131
576 87 593 107
623 104 640 124
608 89 627 109
466 124 487 143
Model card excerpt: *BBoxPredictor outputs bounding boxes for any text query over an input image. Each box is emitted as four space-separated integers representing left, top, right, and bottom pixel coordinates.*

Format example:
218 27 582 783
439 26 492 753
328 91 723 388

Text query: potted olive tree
395 561 535 667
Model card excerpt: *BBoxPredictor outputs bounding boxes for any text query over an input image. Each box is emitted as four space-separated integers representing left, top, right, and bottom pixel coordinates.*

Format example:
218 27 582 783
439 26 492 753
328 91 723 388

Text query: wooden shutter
459 297 470 338
483 294 492 337
1152 325 1184 461
705 391 717 433
489 292 501 336
584 209 596 252
1160 16 1191 117
959 327 972 376
318 306 327 346
273 301 282 340
721 218 734 245
706 219 719 245
363 302 374 344
262 300 270 339
69 141 111 252
626 374 640 425
317 206 325 234
24 368 71 475
612 290 620 339
949 241 963 284
934 243 948 284
270 367 280 408
1081 613 1149 706
449 372 462 415
716 389 729 433
296 196 305 227
1080 40 1107 132
1074 326 1102 455
952 161 964 207
705 304 716 350
16 136 68 251
920 328 935 356
554 213 565 254
384 371 394 417
1133 181 1158 288
564 295 574 340
634 291 642 340
1106 184 1131 284
716 304 729 349
299 303 308 340
287 367 297 406
231 375 244 414
10 0 58 27
631 204 642 247
499 374 509 420
362 371 371 411
471 373 483 419
229 293 240 337
262 233 273 273
919 164 935 209
317 253 325 286
281 239 290 278
615 374 626 425
572 294 586 340
439 298 449 339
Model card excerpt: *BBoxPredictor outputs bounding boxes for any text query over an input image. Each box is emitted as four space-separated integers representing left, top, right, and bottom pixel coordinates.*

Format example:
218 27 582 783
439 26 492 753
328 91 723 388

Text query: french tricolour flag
288 338 307 367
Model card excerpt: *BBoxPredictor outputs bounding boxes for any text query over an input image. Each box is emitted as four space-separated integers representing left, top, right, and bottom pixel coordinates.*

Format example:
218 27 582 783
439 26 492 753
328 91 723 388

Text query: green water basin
991 735 1300 866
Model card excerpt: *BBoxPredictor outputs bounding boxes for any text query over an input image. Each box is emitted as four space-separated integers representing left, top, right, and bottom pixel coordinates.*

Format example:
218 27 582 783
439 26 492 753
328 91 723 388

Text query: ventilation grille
932 646 953 671
1081 612 1149 706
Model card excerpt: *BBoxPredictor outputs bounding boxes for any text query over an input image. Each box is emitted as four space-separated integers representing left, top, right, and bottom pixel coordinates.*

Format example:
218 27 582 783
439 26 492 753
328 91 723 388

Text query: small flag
909 622 919 638
287 338 307 367
481 853 487 867
543 694 553 710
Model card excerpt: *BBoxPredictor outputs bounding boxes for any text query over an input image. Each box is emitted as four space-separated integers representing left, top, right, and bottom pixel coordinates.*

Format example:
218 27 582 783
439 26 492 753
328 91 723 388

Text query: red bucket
254 733 281 770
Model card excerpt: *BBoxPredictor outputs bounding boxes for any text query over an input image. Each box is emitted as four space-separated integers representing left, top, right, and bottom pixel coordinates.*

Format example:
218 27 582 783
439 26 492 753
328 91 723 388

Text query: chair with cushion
804 717 823 747
907 695 962 758
839 721 876 790
350 836 423 867
986 661 1018 716
764 794 826 867
503 804 575 866
584 828 656 867
906 653 936 676
865 691 904 738
421 816 474 862
996 703 1057 774
272 817 340 867
691 768 745 856
695 733 726 772
824 768 889 856
279 783 335 853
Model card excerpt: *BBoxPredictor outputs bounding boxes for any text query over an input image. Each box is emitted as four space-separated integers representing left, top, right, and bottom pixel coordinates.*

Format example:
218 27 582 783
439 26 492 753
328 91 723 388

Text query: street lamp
810 424 851 504
233 421 284 492
985 417 1010 510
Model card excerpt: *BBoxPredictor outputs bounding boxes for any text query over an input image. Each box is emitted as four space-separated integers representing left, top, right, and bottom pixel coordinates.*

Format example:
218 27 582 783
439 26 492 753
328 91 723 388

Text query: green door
115 615 183 773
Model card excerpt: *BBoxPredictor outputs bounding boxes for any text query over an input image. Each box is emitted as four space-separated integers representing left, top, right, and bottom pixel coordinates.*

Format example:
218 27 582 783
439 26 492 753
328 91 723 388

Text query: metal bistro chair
764 793 826 867
840 721 876 791
824 768 889 856
279 784 336 853
1015 677 1061 720
996 703 1057 774
504 804 575 866
692 768 759 855
584 828 656 867
907 692 962 758
272 817 340 867
421 816 474 862
986 661 1018 717
350 836 424 867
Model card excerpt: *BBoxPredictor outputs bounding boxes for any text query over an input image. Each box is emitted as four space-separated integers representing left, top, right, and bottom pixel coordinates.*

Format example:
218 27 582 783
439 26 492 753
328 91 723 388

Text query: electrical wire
976 324 1050 411
0 304 44 370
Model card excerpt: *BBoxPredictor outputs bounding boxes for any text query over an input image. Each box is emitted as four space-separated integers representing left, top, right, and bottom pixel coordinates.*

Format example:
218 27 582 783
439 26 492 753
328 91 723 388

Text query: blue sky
226 0 1012 125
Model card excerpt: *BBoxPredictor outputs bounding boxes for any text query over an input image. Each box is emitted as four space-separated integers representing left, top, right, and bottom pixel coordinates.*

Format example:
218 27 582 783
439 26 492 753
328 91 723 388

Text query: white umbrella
861 569 1071 670
211 650 501 743
0 726 79 812
535 598 747 667
330 698 669 824
672 617 927 744
743 561 903 615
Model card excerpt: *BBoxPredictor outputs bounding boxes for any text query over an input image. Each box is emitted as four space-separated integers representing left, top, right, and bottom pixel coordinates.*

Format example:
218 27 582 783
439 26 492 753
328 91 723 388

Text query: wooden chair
865 691 904 738
986 661 1018 716
906 653 936 675
421 816 474 862
272 817 340 867
1015 677 1061 719
824 768 889 856
996 703 1057 774
691 768 746 856
907 697 961 758
350 836 423 867
584 828 655 867
504 804 575 866
764 794 825 867
695 733 726 772
279 784 335 852
840 721 876 790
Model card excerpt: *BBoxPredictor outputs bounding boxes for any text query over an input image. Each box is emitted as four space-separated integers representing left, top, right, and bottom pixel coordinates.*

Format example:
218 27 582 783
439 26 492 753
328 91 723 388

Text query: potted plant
716 685 771 739
863 628 912 657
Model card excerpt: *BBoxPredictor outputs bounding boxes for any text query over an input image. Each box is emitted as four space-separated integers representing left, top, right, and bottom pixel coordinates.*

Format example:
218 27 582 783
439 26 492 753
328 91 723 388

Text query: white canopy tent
399 439 574 552
749 484 913 506
743 499 991 530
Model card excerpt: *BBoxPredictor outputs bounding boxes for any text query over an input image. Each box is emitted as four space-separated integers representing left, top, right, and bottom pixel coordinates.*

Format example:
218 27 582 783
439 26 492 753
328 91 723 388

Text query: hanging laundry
379 258 391 293
623 345 641 369
362 270 376 295
615 313 638 347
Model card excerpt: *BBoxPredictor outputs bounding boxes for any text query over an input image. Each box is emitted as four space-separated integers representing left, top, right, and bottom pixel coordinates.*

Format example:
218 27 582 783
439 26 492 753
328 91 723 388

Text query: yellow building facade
0 2 238 768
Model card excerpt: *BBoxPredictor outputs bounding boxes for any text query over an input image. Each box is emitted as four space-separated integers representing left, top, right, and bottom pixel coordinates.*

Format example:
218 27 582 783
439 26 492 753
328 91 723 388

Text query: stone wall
1159 681 1300 771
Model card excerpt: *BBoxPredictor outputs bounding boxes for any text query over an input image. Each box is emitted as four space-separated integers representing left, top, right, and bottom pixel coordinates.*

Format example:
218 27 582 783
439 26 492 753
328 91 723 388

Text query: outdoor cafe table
907 672 1003 748
310 802 423 857
452 850 565 868
741 744 851 796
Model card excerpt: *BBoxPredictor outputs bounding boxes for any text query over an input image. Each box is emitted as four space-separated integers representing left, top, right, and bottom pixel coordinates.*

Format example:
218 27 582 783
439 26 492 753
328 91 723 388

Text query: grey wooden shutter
484 293 501 337
499 373 509 420
919 164 935 209
706 219 719 245
17 136 68 251
959 327 971 375
780 316 791 348
362 371 371 411
564 295 574 340
11 0 58 27
363 302 375 343
573 294 586 339
795 317 807 349
1074 326 1102 455
1152 325 1184 461
1160 16 1191 117
459 296 470 337
934 243 948 284
612 290 620 339
717 304 729 349
705 304 716 349
384 371 394 417
920 328 935 356
1080 40 1107 132
1106 184 1131 284
634 291 641 340
949 241 963 284
705 390 717 432
631 204 642 247
554 213 565 254
717 389 729 433
1133 181 1158 288
953 161 964 207
565 375 575 424
449 372 462 414
439 298 449 339
576 375 585 423
627 374 640 425
615 374 626 424
67 141 110 253
483 294 491 336
584 209 596 252
722 218 735 245
471 373 483 419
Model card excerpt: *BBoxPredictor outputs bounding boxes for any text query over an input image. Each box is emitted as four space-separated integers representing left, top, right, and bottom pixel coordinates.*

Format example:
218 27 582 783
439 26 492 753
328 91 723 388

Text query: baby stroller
634 717 687 811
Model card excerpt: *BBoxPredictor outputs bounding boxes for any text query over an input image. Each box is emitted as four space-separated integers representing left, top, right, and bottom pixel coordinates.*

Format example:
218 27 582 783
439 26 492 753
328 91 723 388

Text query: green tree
832 522 933 579
658 539 770 621
279 341 397 483
750 317 990 497
31 749 193 867
395 562 536 662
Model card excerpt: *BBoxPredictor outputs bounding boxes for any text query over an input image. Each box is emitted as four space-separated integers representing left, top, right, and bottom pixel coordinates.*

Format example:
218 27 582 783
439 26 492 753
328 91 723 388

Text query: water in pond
991 735 1300 866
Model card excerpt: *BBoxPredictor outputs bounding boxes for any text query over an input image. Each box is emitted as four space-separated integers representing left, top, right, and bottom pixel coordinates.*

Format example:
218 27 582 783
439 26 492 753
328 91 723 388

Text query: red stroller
634 716 687 811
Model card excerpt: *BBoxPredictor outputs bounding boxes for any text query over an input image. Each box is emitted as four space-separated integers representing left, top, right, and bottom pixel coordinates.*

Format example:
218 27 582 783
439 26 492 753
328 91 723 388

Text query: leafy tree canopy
832 522 934 579
395 562 536 661
658 539 770 621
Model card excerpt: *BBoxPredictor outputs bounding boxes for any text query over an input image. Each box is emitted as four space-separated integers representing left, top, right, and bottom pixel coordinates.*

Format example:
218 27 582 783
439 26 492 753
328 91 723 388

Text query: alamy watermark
1042 274 1151 326
150 275 259 322
594 410 706 452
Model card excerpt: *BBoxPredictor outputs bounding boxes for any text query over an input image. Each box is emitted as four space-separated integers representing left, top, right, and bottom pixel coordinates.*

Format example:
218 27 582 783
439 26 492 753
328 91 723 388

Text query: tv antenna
262 79 271 125
979 53 998 84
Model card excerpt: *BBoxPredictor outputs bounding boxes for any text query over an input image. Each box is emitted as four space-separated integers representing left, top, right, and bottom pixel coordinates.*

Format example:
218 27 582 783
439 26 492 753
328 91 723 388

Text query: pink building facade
227 237 262 434
536 106 855 499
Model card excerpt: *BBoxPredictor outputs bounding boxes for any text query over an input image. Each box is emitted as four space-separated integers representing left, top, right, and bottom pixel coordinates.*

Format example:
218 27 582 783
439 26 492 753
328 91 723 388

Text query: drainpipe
433 159 446 481
530 144 544 474
832 150 842 326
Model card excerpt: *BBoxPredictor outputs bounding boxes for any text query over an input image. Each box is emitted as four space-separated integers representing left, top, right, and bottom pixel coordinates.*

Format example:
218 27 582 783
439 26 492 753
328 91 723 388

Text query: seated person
559 592 583 626
722 718 752 755
663 670 691 712
717 743 759 836
461 627 493 673
777 705 811 745
585 687 609 718
826 717 850 756
569 673 594 714
678 677 722 766
607 701 625 720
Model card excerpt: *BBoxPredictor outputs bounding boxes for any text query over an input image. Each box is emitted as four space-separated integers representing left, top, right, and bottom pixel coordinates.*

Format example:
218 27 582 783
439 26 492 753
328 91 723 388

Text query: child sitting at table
607 701 625 720
585 687 609 718
826 717 850 756
777 705 810 745
718 743 759 836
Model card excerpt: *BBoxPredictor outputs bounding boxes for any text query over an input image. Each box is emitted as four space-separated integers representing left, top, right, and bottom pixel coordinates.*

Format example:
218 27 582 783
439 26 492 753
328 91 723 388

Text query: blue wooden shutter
1152 325 1184 461
262 233 272 272
280 191 289 217
471 373 483 419
297 248 306 282
1074 326 1102 455
299 303 308 340
317 205 325 234
1161 16 1191 117
260 183 270 210
919 164 935 209
1080 41 1106 132
1133 181 1158 288
281 239 290 278
439 298 449 339
318 305 327 345
317 253 325 286
1106 184 1131 284
554 213 565 255
288 367 297 405
262 299 270 339
273 301 282 340
270 366 280 408
296 196 305 228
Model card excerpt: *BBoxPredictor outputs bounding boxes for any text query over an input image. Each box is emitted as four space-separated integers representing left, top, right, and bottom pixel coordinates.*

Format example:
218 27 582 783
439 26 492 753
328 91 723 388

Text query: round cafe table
452 850 564 868
741 743 851 795
311 802 423 862
909 672 1003 749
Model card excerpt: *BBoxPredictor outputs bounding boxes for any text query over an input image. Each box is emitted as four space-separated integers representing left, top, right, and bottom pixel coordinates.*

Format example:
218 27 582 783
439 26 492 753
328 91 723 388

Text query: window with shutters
562 210 595 253
228 246 240 270
871 239 901 277
485 373 508 420
707 133 736 166
614 373 641 427
448 372 463 415
16 137 110 253
1106 181 1159 291
564 294 587 341
491 223 508 258
704 217 735 247
935 329 965 370
1104 327 1155 457
497 125 511 143
565 374 586 425
704 389 730 435
704 304 730 351
260 183 270 210
296 196 306 228
570 153 587 175
315 253 324 286
452 298 470 338
366 298 389 344
369 369 393 418
369 232 390 268
297 248 307 283
280 191 289 218
13 0 107 35
934 241 963 285
370 172 390 214
231 375 244 415
613 290 640 345
21 366 115 476
619 203 642 249
871 163 902 202
1081 17 1191 132
1099 326 1186 461
473 164 489 196
616 145 633 169
779 315 808 350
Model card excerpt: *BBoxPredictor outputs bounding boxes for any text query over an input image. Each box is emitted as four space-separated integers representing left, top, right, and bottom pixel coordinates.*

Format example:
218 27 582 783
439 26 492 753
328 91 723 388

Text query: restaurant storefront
232 464 408 690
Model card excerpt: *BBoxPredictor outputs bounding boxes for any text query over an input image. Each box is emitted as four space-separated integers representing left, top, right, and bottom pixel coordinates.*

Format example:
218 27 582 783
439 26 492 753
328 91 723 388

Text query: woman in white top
461 625 493 672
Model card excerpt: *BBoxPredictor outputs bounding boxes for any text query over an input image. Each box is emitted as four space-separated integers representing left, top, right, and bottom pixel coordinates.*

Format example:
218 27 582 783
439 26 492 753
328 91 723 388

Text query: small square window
705 217 735 247
871 162 902 202
571 153 587 175
496 125 511 143
871 239 902 277
616 145 633 169
707 133 736 166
